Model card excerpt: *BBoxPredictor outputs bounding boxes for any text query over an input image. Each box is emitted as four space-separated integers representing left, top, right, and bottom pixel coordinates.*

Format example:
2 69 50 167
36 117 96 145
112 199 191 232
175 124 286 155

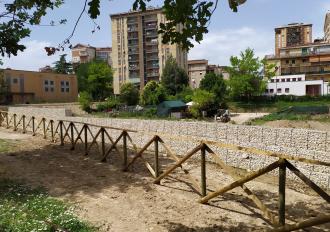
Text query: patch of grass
0 179 96 232
228 99 330 113
250 112 330 125
0 139 10 153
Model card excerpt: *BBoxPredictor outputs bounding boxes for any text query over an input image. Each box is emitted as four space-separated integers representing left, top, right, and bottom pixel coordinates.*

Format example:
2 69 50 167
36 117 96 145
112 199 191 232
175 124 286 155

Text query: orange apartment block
2 69 78 104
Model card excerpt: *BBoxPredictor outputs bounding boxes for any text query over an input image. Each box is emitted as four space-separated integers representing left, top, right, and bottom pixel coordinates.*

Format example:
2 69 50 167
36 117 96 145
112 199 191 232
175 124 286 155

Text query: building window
276 79 279 83
13 78 18 84
277 88 282 93
286 78 291 82
60 81 70 93
292 60 295 64
271 79 274 83
285 88 290 93
286 60 289 64
302 58 307 63
44 79 54 92
281 79 285 82
270 89 274 93
298 77 302 81
292 78 297 81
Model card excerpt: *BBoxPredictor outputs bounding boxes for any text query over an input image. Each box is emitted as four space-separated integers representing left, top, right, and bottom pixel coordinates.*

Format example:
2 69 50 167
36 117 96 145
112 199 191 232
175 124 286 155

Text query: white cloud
188 27 274 66
1 40 66 71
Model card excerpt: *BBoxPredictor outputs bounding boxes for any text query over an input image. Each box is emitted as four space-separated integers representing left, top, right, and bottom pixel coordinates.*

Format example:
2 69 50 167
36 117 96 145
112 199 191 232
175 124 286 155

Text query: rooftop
110 7 162 18
275 23 312 30
188 59 208 65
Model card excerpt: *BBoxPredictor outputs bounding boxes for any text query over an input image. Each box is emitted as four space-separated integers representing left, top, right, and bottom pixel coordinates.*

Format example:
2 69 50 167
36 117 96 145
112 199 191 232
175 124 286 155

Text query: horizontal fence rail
0 111 329 231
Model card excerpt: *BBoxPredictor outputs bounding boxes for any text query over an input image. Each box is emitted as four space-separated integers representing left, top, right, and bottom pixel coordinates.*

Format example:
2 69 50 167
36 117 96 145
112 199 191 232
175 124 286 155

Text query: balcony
145 32 158 38
128 42 139 47
79 51 88 56
144 16 157 23
146 72 159 78
146 56 159 61
146 49 158 54
128 49 139 55
129 65 139 71
146 65 159 69
281 66 330 75
128 26 138 32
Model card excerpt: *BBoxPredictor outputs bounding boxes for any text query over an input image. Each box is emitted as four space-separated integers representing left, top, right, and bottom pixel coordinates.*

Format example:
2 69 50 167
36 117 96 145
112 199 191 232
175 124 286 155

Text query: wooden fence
0 111 329 231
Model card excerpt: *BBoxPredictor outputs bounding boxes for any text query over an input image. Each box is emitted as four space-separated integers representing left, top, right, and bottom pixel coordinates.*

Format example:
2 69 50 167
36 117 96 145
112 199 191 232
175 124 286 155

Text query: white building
265 74 329 96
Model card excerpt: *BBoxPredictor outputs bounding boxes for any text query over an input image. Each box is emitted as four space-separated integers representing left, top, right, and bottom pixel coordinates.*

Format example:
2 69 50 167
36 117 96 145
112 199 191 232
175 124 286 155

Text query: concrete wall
5 107 330 189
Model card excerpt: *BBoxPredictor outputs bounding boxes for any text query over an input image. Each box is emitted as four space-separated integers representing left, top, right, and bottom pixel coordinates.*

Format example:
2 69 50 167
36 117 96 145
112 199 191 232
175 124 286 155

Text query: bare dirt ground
230 113 269 124
0 128 329 232
263 120 330 132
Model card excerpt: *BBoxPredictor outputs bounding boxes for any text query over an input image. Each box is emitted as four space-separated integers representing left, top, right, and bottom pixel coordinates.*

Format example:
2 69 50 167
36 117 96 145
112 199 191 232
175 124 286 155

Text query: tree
140 81 167 106
226 48 266 100
200 72 227 103
78 91 92 112
76 61 113 100
53 54 73 74
120 83 139 106
189 89 216 118
0 60 9 104
161 56 189 95
0 0 246 57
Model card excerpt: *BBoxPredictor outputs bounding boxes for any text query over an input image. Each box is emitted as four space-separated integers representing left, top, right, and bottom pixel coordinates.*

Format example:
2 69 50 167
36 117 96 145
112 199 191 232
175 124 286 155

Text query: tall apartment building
111 7 188 94
274 23 312 56
71 44 112 67
325 12 330 43
265 21 330 96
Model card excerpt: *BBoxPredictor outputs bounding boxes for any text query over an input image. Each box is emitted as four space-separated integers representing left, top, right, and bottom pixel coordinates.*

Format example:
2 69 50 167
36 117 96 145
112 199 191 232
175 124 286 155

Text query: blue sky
2 0 330 70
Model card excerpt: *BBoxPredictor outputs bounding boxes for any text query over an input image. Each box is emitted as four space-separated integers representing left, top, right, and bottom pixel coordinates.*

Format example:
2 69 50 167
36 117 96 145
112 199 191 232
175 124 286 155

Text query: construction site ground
0 128 329 232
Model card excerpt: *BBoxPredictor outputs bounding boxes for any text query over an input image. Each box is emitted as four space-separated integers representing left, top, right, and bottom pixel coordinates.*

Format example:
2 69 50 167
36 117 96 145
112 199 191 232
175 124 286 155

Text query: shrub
78 91 92 112
96 98 120 112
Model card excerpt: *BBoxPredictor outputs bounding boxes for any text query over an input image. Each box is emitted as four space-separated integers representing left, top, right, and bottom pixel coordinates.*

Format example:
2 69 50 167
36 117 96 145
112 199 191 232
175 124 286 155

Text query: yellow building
71 44 112 67
2 69 78 104
111 7 188 94
274 23 312 56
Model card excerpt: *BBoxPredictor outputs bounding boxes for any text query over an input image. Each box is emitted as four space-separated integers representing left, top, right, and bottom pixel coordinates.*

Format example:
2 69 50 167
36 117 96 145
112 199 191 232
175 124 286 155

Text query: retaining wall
6 107 330 189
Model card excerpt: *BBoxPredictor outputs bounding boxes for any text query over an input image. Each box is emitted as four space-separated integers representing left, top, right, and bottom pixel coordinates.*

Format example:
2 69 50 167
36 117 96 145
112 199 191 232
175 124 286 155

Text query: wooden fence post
101 127 105 158
123 131 128 168
70 122 75 150
22 115 26 134
279 159 286 226
42 118 46 139
154 136 160 184
32 117 35 136
84 124 88 155
60 121 64 146
6 113 9 129
13 114 17 131
50 120 54 142
0 112 3 127
201 143 207 197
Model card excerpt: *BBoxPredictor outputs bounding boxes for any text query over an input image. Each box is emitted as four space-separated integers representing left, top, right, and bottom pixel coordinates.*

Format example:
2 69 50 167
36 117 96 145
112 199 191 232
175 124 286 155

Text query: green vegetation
251 112 330 125
226 48 267 100
140 81 167 106
78 91 93 113
228 96 330 113
0 179 95 232
161 56 189 96
119 83 139 106
200 72 227 103
189 89 216 118
52 54 73 74
0 139 10 153
76 61 113 100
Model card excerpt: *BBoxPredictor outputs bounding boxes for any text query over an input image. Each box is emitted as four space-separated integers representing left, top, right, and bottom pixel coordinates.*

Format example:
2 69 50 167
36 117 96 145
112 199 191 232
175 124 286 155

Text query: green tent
157 100 187 117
